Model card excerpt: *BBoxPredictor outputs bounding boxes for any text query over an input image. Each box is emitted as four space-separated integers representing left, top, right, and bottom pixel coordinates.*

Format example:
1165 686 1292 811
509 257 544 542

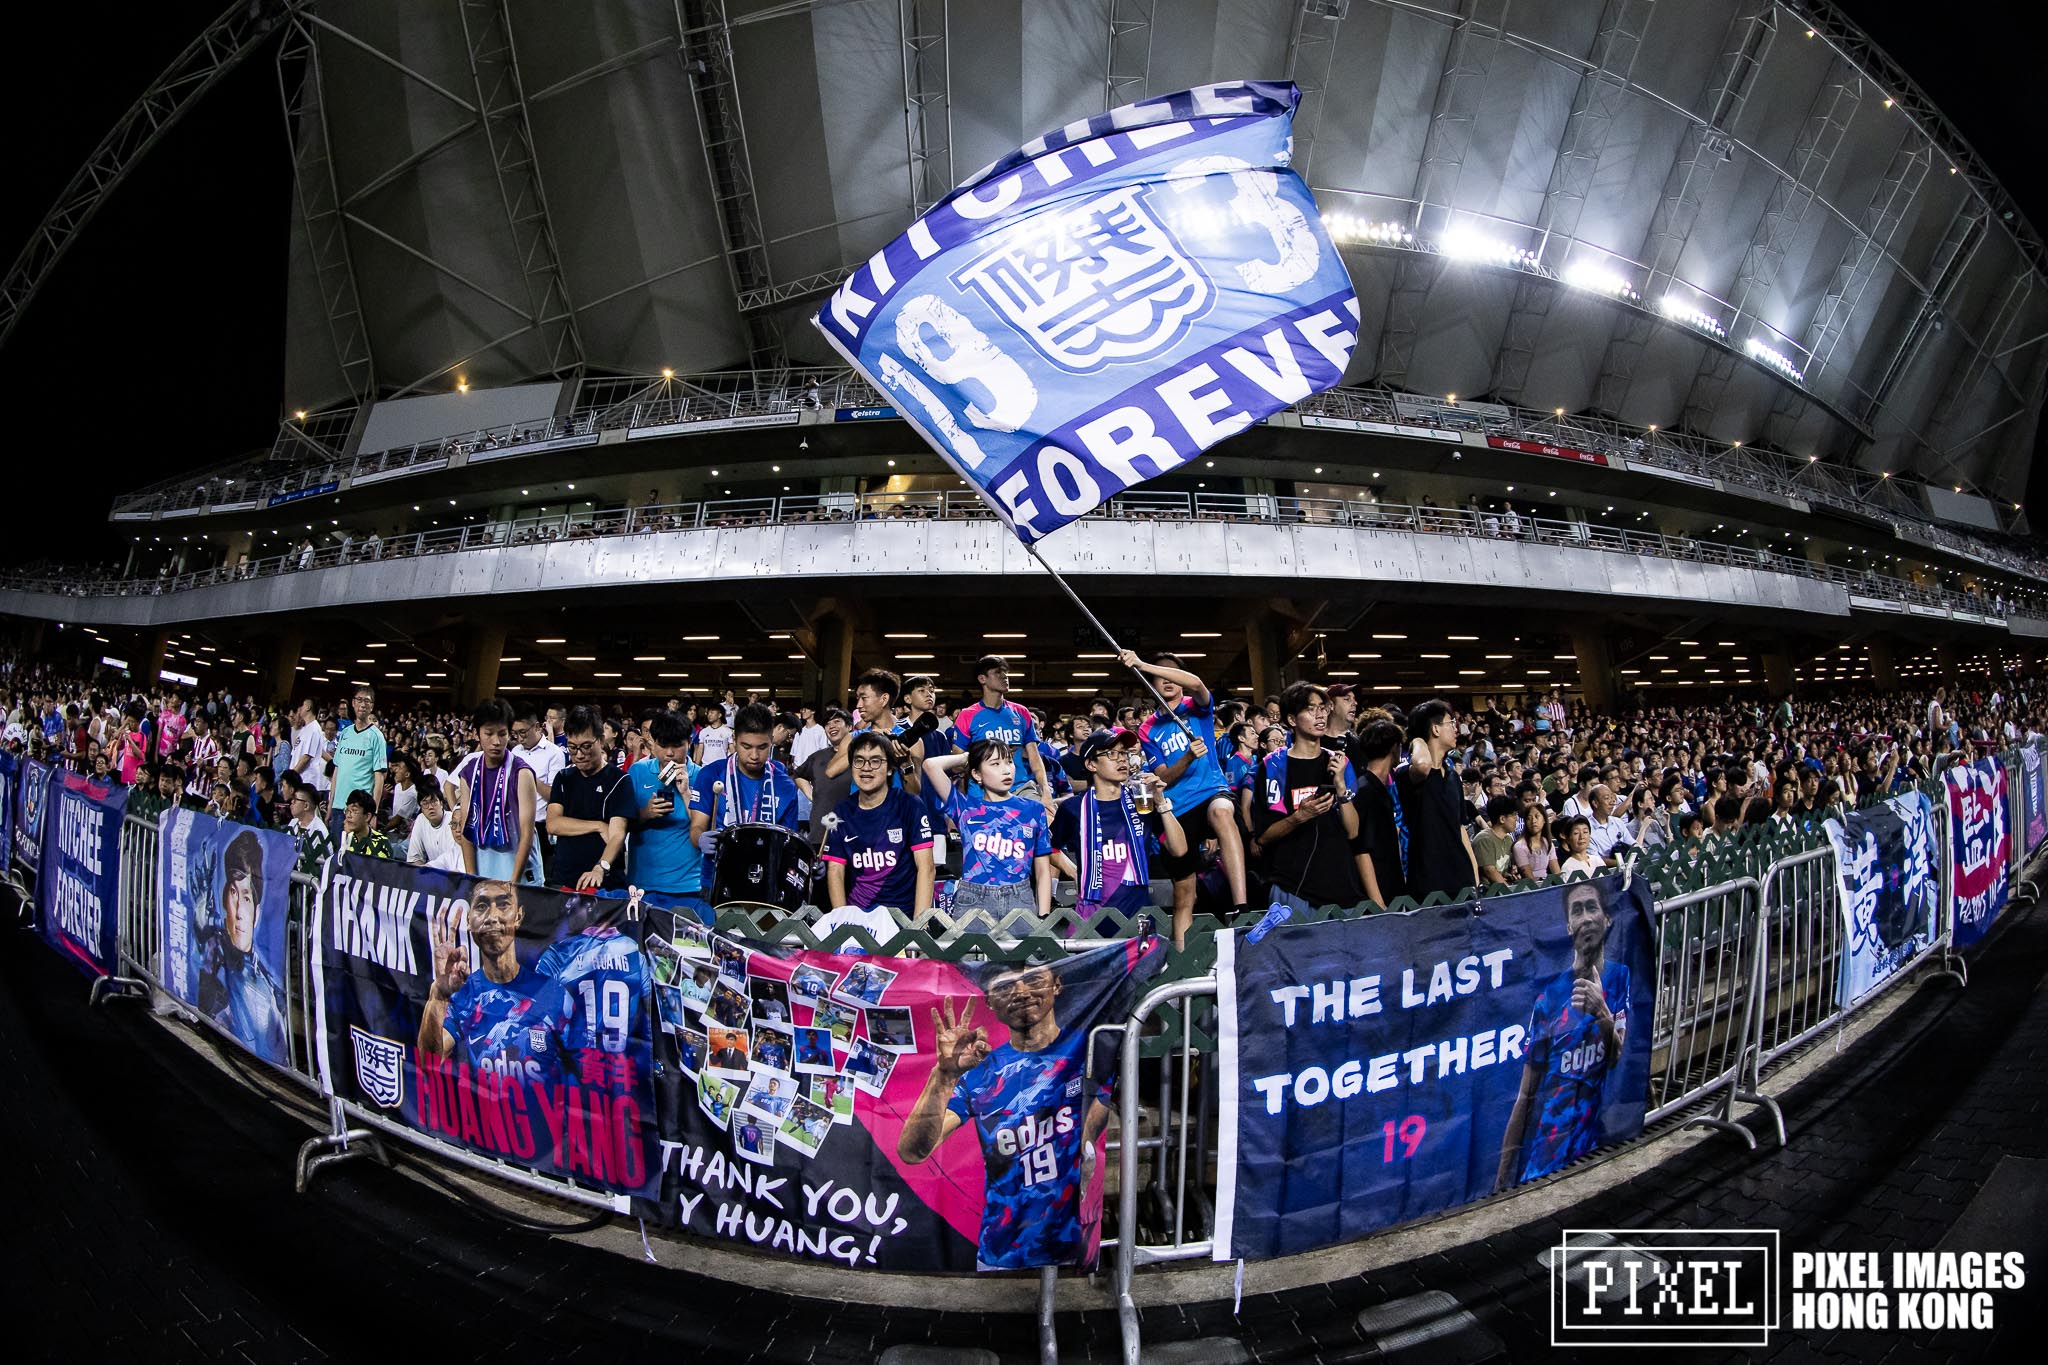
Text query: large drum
710 823 819 914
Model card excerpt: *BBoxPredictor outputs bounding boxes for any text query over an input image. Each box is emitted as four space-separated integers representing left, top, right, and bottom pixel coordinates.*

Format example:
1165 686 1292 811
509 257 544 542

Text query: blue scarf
1078 787 1147 902
717 756 779 828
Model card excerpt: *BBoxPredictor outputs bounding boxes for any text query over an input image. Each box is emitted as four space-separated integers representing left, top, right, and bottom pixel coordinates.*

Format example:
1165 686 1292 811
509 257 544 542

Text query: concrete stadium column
1570 626 1618 713
1868 637 1898 687
1761 649 1795 698
812 612 855 709
458 624 507 707
1242 610 1287 704
1937 642 1964 684
141 630 171 688
259 631 301 705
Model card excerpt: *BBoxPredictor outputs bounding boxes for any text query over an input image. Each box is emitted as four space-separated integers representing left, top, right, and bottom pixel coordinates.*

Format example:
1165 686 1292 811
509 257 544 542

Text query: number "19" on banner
1381 1115 1426 1162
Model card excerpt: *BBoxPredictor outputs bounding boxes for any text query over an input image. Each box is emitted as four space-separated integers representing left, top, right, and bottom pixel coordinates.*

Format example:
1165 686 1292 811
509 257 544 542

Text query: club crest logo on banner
1823 791 1939 1006
952 184 1213 373
816 81 1357 544
1212 875 1656 1262
15 756 53 874
350 1026 406 1108
1944 758 2010 949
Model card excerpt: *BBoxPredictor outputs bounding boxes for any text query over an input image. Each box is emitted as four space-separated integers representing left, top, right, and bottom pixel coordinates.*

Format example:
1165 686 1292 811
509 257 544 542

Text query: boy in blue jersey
1050 729 1188 941
898 965 1114 1270
1495 880 1629 1189
688 704 800 892
1122 650 1251 930
924 737 1055 928
419 880 567 1092
952 656 1055 817
822 732 935 913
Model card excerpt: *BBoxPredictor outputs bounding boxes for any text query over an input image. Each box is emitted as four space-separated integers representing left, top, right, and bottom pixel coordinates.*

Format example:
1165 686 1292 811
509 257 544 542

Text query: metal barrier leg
1036 1266 1059 1365
87 973 150 1007
295 1098 390 1194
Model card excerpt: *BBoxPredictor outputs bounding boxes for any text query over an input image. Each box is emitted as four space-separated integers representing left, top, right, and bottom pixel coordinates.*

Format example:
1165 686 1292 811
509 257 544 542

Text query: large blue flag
814 81 1357 543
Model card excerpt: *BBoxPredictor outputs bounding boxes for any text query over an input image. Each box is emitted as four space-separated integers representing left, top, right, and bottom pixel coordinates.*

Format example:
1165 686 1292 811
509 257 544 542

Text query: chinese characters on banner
1212 875 1656 1261
1822 791 1939 1006
1944 758 2010 949
815 81 1356 544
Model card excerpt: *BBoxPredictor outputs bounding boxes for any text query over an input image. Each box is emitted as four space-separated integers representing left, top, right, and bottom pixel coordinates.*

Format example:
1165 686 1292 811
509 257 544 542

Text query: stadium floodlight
1743 336 1806 383
1561 259 1641 302
1657 293 1728 338
1438 223 1538 269
1319 212 1415 247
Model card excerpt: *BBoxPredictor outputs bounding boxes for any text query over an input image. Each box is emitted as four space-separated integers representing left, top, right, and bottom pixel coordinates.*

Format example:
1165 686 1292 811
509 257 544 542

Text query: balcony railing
17 490 2038 622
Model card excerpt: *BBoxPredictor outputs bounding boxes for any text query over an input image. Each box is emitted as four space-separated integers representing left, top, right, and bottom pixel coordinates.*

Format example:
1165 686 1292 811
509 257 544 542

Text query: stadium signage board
1487 435 1609 467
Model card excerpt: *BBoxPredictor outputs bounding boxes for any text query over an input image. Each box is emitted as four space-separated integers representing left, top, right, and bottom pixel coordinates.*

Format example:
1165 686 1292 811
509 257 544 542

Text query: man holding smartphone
626 709 706 915
1248 682 1363 913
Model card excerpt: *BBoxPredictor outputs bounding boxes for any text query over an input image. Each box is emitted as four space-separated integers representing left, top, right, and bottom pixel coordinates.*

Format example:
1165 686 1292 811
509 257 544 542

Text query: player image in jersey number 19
1494 880 1629 1190
898 964 1112 1271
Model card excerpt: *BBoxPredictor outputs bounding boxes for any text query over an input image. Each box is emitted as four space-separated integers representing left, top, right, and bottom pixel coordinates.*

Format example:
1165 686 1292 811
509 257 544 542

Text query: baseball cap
1060 727 1139 780
1325 682 1357 701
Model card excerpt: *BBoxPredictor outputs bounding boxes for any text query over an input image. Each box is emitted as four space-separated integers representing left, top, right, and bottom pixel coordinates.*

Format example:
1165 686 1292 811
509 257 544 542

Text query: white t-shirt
1561 852 1602 880
809 904 902 951
292 721 330 792
515 738 565 824
697 723 733 765
390 781 421 825
790 723 829 767
408 812 464 871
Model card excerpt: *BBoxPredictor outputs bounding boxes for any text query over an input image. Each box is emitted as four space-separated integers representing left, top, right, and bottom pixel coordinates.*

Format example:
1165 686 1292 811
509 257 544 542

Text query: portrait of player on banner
898 963 1114 1272
192 828 289 1064
1495 880 1630 1189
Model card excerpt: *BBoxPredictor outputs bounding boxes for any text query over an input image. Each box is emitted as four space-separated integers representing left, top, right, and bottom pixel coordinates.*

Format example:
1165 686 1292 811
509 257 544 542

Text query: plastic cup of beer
1128 780 1154 814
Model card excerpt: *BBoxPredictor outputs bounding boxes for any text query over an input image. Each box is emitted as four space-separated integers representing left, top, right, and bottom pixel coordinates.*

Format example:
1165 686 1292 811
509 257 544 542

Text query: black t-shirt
1353 768 1409 907
549 763 636 890
1251 754 1364 908
1394 761 1473 901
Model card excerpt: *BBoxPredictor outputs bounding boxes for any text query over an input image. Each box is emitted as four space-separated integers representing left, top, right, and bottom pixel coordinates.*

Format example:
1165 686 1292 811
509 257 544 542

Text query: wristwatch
598 858 613 872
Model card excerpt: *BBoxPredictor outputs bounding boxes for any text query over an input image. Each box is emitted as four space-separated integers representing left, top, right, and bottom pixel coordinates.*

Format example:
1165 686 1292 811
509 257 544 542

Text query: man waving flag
814 81 1357 544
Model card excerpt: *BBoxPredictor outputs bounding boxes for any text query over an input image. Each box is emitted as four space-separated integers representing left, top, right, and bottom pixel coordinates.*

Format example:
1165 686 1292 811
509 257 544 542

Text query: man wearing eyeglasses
546 705 635 892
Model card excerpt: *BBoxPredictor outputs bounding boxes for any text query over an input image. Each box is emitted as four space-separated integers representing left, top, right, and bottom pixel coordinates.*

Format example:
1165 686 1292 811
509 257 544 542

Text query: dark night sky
1 1 2042 571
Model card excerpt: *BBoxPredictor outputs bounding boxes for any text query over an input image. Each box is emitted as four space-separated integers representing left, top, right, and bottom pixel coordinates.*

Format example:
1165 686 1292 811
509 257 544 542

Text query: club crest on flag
953 184 1212 374
350 1024 406 1108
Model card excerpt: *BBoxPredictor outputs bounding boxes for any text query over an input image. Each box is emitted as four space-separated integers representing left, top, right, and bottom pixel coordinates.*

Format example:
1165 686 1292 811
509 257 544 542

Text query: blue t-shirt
446 964 567 1090
953 700 1039 750
687 756 799 829
1138 697 1226 811
1517 960 1631 1183
946 1023 1104 1269
822 789 934 909
947 789 1052 887
628 757 704 894
533 925 648 1059
1224 750 1256 795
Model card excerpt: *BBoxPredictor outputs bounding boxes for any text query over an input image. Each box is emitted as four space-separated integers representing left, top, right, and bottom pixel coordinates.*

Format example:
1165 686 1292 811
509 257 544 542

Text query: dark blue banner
0 749 15 872
268 480 340 507
314 854 660 1200
1214 875 1657 1261
160 809 299 1066
13 757 52 874
834 406 898 422
36 771 127 978
1823 791 1939 1006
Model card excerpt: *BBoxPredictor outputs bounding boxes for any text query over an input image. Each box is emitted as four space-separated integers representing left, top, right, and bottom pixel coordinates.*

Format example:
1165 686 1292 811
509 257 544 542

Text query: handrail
9 490 2036 620
99 368 2045 589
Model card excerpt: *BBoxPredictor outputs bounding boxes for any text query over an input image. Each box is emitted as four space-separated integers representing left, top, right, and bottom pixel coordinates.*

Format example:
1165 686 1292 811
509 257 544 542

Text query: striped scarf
718 756 778 829
1078 787 1146 901
459 751 529 851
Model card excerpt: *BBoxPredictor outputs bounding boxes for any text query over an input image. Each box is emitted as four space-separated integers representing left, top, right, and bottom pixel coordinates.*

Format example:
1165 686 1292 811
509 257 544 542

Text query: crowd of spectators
6 647 2042 947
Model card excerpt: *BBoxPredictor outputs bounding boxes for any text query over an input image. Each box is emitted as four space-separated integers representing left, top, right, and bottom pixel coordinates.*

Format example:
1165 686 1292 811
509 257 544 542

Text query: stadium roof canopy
272 0 2045 503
